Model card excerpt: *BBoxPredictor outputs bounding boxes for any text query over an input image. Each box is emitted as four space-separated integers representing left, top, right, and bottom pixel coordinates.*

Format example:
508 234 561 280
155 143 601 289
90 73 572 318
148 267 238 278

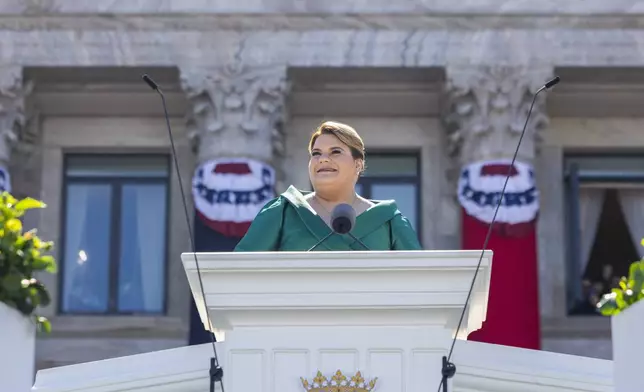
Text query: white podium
31 249 613 392
181 250 492 392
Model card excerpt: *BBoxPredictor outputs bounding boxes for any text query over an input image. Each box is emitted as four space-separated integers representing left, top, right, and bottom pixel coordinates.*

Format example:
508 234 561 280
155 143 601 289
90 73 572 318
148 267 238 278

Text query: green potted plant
596 241 644 317
595 238 644 392
0 191 57 392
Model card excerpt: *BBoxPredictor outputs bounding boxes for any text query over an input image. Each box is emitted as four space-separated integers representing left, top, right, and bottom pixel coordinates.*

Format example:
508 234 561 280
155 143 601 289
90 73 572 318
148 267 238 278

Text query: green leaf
0 192 56 328
39 255 57 273
36 317 51 334
596 294 620 316
31 255 57 273
4 218 22 232
613 288 626 309
1 274 22 293
629 261 644 294
29 280 51 307
14 198 46 211
628 260 644 280
619 278 628 291
1 192 17 208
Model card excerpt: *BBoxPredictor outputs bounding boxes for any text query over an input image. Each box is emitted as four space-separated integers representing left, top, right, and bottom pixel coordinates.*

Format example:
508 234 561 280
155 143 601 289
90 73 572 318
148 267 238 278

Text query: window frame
563 152 644 314
57 153 172 316
356 150 423 240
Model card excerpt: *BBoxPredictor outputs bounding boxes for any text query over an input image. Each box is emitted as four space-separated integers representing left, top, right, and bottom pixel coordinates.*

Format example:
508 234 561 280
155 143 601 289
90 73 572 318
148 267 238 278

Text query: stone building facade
2 1 644 370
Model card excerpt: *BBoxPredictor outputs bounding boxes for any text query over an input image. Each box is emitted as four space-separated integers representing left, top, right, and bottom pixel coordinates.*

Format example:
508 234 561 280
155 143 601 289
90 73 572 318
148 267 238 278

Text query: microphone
141 74 224 392
307 203 370 251
436 75 561 392
330 203 356 234
332 203 370 251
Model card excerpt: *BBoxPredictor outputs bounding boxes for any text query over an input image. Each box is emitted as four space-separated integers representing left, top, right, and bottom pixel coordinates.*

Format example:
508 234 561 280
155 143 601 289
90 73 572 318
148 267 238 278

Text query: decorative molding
30 338 614 392
180 64 290 165
7 15 644 32
442 65 554 166
4 29 644 69
180 250 492 341
301 370 377 392
0 66 32 166
1 1 641 17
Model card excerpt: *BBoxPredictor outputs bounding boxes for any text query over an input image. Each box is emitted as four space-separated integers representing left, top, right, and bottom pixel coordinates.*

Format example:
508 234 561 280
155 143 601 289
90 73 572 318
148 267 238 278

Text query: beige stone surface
542 338 613 360
545 118 644 148
3 29 644 68
2 0 644 15
36 337 187 370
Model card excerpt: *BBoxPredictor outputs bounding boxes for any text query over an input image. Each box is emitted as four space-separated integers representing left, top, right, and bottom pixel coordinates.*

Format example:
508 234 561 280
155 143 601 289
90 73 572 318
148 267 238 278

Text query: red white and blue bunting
0 165 10 193
460 158 541 350
457 159 539 225
192 158 275 238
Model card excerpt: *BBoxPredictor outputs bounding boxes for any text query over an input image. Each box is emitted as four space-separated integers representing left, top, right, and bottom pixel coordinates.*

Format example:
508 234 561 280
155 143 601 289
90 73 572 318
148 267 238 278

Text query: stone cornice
4 15 644 31
1 0 644 16
2 29 644 68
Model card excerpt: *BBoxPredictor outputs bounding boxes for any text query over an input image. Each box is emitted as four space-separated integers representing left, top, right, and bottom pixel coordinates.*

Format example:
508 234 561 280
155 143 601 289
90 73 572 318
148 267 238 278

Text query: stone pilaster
0 66 33 192
442 65 554 167
179 64 290 166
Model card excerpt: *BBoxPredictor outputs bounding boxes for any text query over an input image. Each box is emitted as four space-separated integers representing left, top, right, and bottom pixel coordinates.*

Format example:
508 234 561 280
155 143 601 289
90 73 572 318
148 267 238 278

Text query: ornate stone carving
180 64 290 165
442 65 554 166
0 66 33 168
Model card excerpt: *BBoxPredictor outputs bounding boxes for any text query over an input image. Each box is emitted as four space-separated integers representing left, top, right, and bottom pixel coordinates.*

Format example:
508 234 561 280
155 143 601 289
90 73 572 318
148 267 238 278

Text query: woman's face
308 133 361 191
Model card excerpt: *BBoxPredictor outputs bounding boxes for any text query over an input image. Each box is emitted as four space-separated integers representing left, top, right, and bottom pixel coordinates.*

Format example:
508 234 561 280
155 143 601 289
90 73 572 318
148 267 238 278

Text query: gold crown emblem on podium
301 370 377 392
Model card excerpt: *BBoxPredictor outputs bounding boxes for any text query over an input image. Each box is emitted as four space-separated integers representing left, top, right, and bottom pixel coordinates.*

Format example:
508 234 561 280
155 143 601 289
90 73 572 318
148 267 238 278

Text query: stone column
0 66 32 193
180 64 290 169
180 64 290 345
442 65 554 351
443 65 552 166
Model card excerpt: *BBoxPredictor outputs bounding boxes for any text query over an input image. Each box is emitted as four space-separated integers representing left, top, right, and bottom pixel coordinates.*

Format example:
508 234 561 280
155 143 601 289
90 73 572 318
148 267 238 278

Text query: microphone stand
308 231 335 251
436 76 560 392
142 74 225 392
347 232 370 251
441 356 456 392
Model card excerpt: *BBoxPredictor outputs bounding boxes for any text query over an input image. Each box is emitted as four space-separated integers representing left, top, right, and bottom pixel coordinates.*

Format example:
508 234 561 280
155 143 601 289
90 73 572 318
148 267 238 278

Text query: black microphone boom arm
347 232 370 251
307 231 335 252
142 74 225 392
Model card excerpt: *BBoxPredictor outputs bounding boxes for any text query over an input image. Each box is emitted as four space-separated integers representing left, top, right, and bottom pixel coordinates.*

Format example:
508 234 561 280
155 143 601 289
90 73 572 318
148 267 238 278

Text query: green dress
234 185 422 251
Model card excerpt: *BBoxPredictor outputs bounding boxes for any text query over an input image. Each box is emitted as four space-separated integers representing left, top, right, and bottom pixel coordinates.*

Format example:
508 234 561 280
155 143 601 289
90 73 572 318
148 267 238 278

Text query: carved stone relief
0 66 33 168
442 65 554 167
180 64 290 166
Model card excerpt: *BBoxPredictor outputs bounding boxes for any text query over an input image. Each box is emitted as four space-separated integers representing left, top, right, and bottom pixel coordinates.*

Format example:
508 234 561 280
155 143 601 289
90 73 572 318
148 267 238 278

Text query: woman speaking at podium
234 121 422 251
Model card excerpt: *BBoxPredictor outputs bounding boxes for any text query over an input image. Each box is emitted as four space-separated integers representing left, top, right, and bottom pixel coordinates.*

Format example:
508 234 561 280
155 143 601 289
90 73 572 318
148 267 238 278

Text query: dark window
355 153 422 240
59 154 170 315
564 154 644 315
